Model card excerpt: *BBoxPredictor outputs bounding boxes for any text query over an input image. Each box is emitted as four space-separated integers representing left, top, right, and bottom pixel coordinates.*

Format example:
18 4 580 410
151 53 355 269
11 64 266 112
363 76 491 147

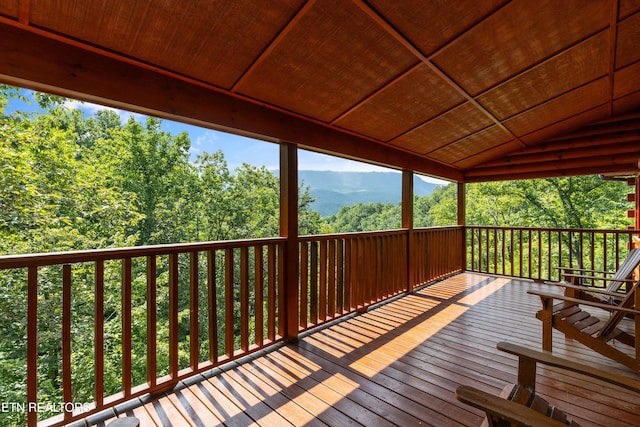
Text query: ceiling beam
0 21 462 182
466 162 640 182
465 152 640 182
477 141 640 167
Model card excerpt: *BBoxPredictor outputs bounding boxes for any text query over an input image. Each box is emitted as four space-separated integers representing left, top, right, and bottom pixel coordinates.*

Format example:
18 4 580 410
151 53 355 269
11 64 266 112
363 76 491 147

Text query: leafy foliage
0 87 322 425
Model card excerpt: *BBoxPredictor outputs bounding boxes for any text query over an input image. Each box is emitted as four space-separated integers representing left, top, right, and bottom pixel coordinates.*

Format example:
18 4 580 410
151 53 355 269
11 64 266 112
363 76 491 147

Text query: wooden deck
83 273 640 427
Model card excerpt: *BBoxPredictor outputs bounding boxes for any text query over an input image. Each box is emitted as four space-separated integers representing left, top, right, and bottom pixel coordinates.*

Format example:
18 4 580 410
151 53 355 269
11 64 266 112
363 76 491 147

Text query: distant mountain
298 171 441 217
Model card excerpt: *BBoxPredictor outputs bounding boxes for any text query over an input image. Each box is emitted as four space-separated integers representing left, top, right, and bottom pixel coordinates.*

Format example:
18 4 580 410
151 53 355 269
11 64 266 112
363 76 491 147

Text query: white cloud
194 130 219 147
63 99 146 122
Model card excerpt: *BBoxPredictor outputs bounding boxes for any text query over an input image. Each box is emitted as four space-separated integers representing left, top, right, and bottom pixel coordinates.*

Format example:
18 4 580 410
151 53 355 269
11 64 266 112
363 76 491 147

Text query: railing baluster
190 251 199 369
95 260 105 405
337 239 344 315
328 240 336 318
546 230 551 280
240 247 249 353
122 258 132 396
267 245 276 342
299 242 308 330
277 242 285 339
518 229 523 277
255 246 264 347
310 242 318 325
319 240 327 322
27 266 38 427
169 253 179 379
62 264 72 419
527 229 532 278
344 239 352 312
224 249 234 358
207 250 218 363
146 256 157 387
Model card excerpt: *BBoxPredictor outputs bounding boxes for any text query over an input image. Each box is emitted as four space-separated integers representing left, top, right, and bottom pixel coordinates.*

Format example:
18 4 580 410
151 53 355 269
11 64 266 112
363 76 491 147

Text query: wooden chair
551 248 640 306
528 280 640 371
456 342 640 427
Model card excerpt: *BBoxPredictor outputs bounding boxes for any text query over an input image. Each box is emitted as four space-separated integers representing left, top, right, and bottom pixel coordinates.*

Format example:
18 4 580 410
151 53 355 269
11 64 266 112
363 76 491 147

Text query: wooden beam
280 143 299 340
466 153 640 181
479 139 640 167
465 163 640 182
0 21 462 182
402 170 413 291
457 182 466 226
457 182 466 271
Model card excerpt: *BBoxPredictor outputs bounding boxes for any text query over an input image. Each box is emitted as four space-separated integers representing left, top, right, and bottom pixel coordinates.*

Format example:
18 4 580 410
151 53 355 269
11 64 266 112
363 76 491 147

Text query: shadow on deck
80 273 640 427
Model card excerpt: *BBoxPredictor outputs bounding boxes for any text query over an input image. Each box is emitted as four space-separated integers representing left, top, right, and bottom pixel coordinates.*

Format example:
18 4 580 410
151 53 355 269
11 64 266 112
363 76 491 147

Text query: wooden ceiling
1 0 639 182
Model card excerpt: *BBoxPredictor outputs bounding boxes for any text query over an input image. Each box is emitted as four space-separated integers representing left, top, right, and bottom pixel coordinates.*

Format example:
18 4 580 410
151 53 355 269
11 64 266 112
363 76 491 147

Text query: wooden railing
298 227 464 332
0 238 285 426
298 230 406 331
6 225 638 425
0 226 465 426
413 226 465 285
466 226 640 282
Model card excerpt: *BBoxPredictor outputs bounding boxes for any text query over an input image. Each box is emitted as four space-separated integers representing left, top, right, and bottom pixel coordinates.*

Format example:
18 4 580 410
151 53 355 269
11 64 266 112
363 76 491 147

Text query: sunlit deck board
93 273 640 427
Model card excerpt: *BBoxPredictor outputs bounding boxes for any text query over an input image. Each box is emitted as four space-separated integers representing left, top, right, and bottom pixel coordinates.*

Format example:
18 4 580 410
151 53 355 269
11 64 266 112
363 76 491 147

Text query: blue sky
7 89 449 184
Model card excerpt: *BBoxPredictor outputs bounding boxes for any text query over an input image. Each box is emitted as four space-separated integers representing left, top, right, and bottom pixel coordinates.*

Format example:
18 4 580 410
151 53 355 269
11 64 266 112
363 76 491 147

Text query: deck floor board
93 273 640 427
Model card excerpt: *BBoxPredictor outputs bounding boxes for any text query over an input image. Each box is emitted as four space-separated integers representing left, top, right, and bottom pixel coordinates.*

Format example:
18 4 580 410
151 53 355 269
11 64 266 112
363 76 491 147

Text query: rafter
465 153 640 182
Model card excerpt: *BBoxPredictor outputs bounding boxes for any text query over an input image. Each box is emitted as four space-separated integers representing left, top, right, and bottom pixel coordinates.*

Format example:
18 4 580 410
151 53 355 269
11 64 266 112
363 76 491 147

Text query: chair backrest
605 248 640 293
599 279 639 337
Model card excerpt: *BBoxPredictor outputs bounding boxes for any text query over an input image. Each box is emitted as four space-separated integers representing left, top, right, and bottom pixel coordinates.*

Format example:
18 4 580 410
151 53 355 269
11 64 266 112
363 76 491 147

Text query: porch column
402 170 414 292
280 143 299 340
458 182 467 271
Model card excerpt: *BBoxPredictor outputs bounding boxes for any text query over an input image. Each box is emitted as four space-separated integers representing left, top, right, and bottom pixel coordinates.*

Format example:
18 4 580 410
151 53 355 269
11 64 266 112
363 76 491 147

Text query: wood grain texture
432 0 610 96
81 273 640 427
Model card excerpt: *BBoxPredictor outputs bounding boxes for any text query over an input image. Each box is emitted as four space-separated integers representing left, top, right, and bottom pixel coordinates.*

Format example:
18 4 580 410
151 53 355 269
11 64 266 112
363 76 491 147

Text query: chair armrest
554 266 612 275
561 273 635 283
455 386 569 427
547 281 628 298
496 342 640 393
527 290 640 316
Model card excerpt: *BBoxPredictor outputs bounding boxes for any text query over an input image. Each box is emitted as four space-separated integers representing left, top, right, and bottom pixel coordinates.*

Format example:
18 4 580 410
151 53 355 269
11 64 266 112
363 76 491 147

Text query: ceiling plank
0 21 463 182
352 0 527 150
230 0 314 91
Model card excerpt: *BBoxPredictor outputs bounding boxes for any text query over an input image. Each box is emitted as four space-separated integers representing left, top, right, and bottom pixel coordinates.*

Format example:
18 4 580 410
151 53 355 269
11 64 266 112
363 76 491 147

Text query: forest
0 86 634 425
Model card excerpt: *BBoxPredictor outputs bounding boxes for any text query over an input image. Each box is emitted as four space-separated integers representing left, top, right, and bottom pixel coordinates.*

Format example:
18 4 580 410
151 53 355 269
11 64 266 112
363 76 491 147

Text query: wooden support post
402 170 414 292
280 143 299 341
458 182 466 271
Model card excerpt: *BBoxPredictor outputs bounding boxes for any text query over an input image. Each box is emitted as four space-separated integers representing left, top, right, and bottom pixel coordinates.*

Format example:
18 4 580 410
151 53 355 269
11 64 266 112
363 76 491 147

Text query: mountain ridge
298 170 441 217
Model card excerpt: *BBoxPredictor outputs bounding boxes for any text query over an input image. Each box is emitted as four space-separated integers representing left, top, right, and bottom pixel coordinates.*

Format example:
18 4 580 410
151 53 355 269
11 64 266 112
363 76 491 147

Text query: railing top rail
298 225 464 243
299 228 409 242
0 237 287 269
466 226 640 234
414 225 464 231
